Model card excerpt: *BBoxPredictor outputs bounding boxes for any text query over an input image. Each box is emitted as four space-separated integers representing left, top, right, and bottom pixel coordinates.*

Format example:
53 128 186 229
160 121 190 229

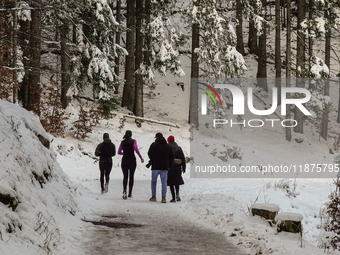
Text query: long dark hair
123 130 132 140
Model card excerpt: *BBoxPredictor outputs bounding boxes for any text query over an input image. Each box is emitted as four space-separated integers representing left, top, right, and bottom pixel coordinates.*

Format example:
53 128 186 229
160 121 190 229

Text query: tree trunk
60 21 71 109
337 84 340 123
282 0 286 28
144 0 151 68
236 0 244 55
114 0 121 94
294 0 306 134
285 0 291 142
308 0 314 89
12 0 17 103
27 0 42 116
189 1 200 127
72 23 77 44
121 0 135 112
321 10 331 140
18 18 30 108
256 0 267 91
275 0 281 104
296 0 305 78
248 11 258 54
134 0 144 117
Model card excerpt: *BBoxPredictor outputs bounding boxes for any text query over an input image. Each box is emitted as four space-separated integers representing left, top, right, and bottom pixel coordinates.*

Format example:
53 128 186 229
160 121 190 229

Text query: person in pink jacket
118 130 144 199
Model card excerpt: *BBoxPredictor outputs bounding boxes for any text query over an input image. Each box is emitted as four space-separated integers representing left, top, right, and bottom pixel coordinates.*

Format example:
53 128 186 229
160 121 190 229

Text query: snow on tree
69 0 127 116
186 0 247 78
139 0 186 80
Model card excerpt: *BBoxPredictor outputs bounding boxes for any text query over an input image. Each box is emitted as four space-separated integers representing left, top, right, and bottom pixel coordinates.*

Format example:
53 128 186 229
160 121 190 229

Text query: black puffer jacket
95 138 116 162
148 137 174 170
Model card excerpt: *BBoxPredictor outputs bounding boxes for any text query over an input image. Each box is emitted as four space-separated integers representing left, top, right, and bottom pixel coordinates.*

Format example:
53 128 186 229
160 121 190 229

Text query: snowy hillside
0 100 77 255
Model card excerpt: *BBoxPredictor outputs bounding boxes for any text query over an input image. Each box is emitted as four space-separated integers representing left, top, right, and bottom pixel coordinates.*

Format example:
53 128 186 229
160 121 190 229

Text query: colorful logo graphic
197 82 222 107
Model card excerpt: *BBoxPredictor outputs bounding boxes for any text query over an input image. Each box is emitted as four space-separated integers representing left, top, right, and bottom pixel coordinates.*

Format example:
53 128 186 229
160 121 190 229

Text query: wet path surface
82 198 248 255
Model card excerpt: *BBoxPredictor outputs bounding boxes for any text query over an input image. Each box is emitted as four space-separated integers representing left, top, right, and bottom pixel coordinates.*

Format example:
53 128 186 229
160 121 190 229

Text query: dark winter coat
95 138 116 162
147 137 174 171
167 141 185 186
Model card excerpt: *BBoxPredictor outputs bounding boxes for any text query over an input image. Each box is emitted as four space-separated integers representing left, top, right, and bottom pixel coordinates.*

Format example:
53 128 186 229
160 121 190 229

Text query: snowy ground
1 60 340 254
2 4 340 254
47 93 338 255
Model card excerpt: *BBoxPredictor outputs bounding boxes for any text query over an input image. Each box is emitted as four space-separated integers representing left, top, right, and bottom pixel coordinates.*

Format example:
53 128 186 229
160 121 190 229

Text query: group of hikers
94 130 186 203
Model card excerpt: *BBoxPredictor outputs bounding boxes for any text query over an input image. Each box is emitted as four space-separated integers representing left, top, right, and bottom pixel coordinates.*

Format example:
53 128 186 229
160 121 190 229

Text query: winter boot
170 199 176 203
161 197 166 203
176 195 181 202
149 196 156 202
128 192 132 198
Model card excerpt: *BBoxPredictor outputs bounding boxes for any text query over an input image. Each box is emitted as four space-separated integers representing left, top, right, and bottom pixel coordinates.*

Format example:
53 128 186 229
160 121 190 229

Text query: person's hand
141 158 144 163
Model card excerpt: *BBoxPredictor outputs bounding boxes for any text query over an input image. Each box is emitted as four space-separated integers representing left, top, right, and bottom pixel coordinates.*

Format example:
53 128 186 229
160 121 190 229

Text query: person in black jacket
117 130 144 199
147 132 174 203
167 135 186 202
95 133 116 194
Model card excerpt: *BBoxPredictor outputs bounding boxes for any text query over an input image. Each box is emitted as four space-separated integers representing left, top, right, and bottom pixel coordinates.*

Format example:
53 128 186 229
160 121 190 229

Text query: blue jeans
151 170 168 198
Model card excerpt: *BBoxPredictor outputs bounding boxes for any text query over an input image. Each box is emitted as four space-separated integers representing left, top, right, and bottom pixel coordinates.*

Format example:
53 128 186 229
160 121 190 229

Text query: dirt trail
81 189 248 255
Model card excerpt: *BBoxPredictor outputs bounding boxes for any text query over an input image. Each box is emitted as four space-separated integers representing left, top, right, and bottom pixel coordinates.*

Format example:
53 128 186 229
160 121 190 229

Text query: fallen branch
73 95 95 102
121 114 179 128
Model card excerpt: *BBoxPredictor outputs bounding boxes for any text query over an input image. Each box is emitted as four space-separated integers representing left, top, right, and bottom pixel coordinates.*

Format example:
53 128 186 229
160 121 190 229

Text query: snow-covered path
71 179 248 255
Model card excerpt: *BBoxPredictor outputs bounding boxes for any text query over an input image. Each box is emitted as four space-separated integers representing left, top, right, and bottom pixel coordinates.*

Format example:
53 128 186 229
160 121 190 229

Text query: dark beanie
103 133 109 139
167 135 175 142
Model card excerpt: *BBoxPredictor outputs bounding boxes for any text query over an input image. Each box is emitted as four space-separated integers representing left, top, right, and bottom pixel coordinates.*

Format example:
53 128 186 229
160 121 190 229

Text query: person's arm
133 140 143 161
180 147 186 172
95 143 102 157
117 143 123 155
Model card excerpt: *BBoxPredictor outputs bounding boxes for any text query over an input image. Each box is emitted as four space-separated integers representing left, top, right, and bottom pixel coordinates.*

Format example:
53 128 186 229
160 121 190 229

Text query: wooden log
121 114 179 128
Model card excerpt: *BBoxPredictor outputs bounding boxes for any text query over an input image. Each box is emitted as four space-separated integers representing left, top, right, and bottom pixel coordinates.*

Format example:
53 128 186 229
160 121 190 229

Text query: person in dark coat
95 133 116 194
117 130 144 199
147 132 174 203
167 135 186 202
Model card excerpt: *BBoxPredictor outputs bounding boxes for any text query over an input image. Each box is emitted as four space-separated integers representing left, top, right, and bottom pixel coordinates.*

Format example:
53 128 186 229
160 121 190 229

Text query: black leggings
99 161 112 191
170 185 180 200
122 160 136 193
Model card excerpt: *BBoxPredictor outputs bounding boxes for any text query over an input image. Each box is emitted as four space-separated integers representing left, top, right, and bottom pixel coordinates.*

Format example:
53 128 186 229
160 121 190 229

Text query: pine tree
285 0 292 142
236 0 244 56
134 0 144 117
18 1 30 109
256 0 268 91
69 0 126 117
0 3 13 101
121 0 135 112
140 0 186 79
187 0 246 78
275 0 281 103
27 0 42 116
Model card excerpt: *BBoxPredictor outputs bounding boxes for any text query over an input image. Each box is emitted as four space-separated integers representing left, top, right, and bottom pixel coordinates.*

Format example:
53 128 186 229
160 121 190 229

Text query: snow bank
0 100 77 255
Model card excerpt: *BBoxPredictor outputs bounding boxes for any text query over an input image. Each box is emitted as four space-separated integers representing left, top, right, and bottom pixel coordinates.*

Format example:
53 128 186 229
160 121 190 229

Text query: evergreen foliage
138 0 187 79
69 0 127 113
186 0 247 78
